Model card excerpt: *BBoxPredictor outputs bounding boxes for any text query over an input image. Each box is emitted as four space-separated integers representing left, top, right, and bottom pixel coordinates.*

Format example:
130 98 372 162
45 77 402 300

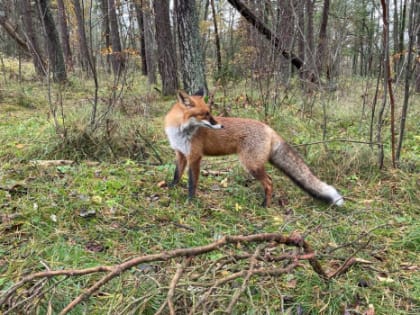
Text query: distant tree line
0 0 418 93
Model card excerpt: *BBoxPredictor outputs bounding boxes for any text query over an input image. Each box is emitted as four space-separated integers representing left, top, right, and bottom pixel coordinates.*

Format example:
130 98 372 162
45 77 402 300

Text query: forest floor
0 61 419 314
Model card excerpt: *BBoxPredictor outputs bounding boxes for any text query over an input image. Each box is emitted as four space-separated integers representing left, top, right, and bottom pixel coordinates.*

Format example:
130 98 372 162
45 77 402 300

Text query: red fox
164 89 344 207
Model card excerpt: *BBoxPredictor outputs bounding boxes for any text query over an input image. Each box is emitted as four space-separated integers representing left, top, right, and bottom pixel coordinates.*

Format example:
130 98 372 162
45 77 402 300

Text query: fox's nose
220 125 224 128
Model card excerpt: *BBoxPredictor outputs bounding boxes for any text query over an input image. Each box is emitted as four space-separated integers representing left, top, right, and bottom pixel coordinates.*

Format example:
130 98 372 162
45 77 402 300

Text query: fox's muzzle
208 116 224 129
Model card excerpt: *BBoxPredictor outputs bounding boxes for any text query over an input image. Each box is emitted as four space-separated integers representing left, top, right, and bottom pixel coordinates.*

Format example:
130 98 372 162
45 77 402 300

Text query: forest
0 0 419 314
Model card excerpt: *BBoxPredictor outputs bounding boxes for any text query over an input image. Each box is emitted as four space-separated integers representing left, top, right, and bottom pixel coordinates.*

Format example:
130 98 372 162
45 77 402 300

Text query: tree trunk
56 0 73 72
73 0 91 73
98 0 111 73
143 2 157 84
133 0 147 76
397 0 415 161
37 0 67 83
18 0 46 76
278 0 294 80
210 0 222 73
108 0 125 76
317 0 330 78
153 0 178 95
175 0 207 94
306 0 315 69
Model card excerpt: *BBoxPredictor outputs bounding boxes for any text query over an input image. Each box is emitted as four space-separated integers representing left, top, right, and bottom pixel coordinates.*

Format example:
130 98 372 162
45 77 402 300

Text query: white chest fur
165 126 196 155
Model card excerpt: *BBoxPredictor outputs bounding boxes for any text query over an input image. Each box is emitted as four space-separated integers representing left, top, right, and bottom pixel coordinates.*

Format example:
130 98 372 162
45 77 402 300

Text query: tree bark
98 0 111 73
108 0 125 76
397 0 415 161
133 0 147 76
154 0 178 95
73 0 91 73
317 0 330 78
37 0 67 83
56 0 73 72
210 0 222 73
175 0 207 94
143 2 157 84
18 0 46 76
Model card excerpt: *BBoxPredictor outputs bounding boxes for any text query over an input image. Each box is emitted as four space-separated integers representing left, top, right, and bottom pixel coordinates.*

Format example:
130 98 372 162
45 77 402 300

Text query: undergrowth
0 65 419 314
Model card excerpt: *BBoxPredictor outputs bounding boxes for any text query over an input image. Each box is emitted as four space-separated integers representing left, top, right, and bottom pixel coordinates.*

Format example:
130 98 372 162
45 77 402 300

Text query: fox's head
177 89 223 130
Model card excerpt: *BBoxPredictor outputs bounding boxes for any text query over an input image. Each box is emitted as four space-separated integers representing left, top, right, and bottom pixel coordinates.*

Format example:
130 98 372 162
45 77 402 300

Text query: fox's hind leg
170 151 187 187
240 159 273 207
250 168 273 207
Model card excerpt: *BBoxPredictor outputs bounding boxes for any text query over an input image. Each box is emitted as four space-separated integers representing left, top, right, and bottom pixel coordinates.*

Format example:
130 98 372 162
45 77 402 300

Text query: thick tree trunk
19 0 46 76
153 0 178 95
38 0 67 83
56 0 73 72
175 0 207 94
108 0 125 76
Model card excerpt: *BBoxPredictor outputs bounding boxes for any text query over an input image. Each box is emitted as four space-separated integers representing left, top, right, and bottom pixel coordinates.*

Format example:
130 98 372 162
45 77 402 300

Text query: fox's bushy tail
269 141 344 206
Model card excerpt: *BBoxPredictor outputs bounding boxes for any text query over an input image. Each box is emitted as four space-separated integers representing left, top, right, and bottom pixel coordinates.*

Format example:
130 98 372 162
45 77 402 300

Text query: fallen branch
0 231 368 314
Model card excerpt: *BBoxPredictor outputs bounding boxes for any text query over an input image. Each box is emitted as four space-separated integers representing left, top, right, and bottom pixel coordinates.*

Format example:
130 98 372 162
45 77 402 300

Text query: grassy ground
0 60 419 314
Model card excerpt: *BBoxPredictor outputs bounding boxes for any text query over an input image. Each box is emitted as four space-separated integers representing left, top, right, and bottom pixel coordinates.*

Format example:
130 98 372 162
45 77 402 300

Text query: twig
225 245 262 313
156 257 192 315
292 138 381 147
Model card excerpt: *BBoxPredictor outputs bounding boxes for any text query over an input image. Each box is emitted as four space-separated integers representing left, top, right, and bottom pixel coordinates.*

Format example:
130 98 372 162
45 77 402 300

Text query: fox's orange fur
164 90 344 207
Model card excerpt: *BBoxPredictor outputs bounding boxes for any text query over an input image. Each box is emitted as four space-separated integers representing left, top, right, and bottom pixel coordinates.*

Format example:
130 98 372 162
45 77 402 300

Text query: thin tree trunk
98 0 111 73
396 0 415 162
210 0 222 73
226 0 307 75
73 0 91 73
56 0 73 71
317 0 330 78
381 0 396 168
143 2 156 84
0 16 30 53
133 0 147 76
108 0 125 76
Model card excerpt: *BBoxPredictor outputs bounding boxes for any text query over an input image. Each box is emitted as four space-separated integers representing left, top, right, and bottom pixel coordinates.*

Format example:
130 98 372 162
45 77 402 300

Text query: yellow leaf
92 195 103 204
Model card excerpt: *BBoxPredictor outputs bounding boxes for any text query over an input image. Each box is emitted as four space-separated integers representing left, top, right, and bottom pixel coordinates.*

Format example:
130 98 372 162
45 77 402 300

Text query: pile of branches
0 231 368 314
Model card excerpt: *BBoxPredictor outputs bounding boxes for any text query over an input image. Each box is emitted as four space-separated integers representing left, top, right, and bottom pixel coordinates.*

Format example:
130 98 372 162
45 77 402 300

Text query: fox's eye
206 112 210 116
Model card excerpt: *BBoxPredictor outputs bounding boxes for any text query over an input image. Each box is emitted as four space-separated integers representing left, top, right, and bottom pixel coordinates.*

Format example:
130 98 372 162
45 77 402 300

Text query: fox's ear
177 90 193 107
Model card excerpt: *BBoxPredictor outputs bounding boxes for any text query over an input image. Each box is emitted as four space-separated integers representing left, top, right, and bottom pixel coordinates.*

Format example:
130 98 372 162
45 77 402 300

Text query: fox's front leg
169 151 187 187
187 156 202 199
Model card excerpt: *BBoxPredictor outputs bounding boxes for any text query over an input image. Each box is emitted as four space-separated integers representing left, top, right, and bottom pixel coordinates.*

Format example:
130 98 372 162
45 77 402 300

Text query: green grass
0 66 419 314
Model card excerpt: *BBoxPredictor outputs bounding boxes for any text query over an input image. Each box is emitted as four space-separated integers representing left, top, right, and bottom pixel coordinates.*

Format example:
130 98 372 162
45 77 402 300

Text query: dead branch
0 231 369 314
226 245 262 313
